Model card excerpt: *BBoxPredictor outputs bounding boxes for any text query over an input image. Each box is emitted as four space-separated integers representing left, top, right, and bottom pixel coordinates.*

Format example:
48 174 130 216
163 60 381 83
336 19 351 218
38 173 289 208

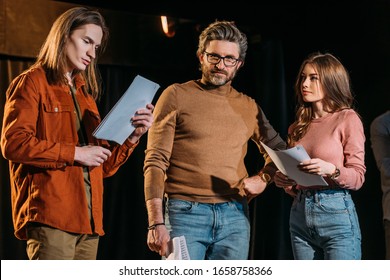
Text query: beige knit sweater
144 80 286 203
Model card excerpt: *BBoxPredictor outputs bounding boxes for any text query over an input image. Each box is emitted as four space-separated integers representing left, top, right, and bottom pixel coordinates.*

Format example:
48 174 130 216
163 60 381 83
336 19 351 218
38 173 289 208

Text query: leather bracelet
147 222 165 230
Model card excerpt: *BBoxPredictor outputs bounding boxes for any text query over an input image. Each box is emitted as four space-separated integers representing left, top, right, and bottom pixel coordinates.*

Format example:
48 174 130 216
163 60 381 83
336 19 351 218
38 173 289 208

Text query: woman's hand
298 158 336 176
274 170 297 197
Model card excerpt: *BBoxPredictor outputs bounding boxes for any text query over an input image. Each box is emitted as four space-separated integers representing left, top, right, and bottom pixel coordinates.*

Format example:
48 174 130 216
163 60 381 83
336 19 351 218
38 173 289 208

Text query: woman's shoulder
332 109 363 129
334 108 360 120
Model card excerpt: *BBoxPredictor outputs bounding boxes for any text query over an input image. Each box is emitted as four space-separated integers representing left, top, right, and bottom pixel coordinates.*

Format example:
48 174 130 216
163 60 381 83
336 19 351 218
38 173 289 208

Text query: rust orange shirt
1 66 138 240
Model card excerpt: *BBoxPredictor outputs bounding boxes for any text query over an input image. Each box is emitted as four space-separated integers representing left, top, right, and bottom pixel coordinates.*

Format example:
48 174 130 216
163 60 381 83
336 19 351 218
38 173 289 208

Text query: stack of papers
93 75 160 144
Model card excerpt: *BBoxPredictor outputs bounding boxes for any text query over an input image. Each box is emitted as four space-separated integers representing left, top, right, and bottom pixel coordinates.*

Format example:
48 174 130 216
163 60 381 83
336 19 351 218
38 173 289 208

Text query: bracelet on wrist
258 171 272 185
147 222 165 230
329 167 340 180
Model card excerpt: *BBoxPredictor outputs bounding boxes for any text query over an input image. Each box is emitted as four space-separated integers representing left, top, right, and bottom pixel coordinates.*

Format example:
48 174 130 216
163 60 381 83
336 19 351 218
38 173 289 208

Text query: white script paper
166 236 190 260
260 141 328 187
93 75 160 144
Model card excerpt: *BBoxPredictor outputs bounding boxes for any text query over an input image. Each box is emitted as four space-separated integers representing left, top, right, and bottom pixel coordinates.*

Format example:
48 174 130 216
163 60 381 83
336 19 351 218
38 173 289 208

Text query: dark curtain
247 39 294 260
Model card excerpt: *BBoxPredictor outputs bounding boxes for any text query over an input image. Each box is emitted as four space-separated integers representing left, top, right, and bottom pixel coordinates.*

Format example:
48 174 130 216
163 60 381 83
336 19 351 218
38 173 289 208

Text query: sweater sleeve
252 104 287 176
144 85 178 200
334 110 366 190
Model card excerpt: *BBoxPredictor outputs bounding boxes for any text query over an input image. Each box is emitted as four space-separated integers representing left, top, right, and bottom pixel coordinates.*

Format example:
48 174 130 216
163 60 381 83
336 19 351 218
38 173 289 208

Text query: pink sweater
291 109 366 190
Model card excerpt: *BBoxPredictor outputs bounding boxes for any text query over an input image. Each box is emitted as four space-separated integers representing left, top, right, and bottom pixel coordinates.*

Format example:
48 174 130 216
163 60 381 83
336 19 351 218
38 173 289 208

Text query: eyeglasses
203 51 240 67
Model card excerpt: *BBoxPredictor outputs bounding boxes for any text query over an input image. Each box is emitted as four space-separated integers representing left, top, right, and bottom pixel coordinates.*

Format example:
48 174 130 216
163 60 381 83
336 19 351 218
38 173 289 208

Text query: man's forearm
146 198 164 226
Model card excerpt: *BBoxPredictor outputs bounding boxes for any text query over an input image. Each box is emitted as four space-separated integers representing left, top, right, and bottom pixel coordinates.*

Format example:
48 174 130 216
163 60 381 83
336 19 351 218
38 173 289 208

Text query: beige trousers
26 223 99 260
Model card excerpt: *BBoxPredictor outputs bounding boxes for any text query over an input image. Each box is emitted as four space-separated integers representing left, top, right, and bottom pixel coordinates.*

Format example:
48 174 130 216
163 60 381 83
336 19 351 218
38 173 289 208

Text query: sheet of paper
93 75 160 144
260 141 328 187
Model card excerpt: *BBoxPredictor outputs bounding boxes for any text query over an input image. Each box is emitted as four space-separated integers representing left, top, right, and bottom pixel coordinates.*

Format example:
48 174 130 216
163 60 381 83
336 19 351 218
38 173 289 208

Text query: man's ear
198 53 205 63
237 60 244 69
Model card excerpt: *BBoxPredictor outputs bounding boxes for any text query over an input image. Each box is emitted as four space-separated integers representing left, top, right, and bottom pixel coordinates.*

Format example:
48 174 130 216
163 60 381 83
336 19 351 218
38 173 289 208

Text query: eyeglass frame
203 51 241 67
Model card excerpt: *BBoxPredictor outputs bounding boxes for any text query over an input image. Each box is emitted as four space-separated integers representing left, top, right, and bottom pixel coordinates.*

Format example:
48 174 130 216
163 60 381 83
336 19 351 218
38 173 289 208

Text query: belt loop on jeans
299 189 316 199
301 190 319 202
298 187 347 200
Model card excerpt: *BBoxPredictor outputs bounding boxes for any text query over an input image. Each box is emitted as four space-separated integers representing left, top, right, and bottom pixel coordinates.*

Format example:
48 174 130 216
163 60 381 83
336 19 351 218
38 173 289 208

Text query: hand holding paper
93 75 160 145
128 103 154 142
166 236 190 260
260 141 328 187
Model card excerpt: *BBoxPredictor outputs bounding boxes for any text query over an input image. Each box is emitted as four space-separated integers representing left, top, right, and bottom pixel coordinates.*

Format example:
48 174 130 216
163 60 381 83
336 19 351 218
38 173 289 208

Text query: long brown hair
288 52 355 146
35 6 109 100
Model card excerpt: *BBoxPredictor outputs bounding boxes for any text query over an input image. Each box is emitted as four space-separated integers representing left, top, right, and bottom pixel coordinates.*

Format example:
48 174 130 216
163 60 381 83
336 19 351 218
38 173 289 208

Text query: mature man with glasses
144 20 286 260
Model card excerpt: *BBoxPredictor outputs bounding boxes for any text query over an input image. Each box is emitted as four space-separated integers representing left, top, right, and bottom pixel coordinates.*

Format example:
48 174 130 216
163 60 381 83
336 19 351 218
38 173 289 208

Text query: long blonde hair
288 52 355 146
35 7 109 100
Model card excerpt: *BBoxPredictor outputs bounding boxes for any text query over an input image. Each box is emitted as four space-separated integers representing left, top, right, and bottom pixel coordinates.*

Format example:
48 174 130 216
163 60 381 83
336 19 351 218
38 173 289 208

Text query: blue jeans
290 189 362 259
165 198 250 260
